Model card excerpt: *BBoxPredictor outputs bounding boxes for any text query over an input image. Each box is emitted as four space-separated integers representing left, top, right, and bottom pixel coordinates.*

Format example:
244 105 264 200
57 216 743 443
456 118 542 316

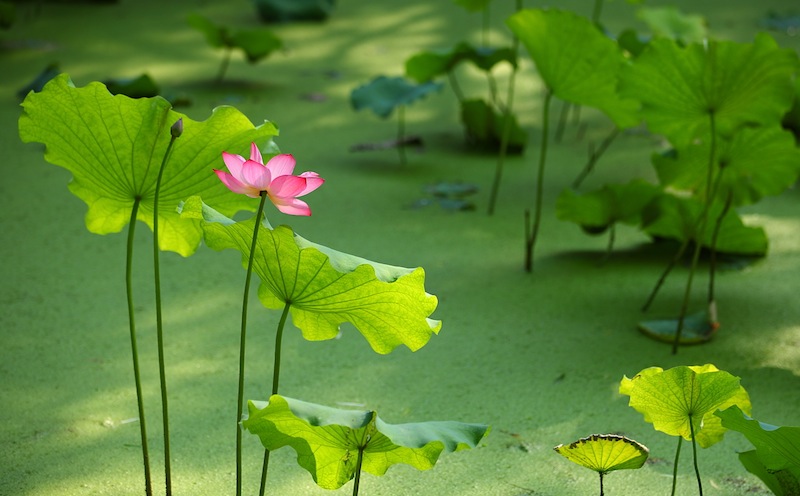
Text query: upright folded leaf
243 395 490 490
180 198 441 353
18 74 278 256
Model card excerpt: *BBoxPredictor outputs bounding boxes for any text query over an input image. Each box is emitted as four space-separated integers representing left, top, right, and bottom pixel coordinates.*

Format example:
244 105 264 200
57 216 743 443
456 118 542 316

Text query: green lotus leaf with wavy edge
187 13 283 64
179 197 441 353
556 179 662 234
405 41 516 83
351 76 443 119
619 33 799 148
18 73 278 256
506 8 640 129
243 394 490 490
620 364 751 448
717 405 800 472
554 434 649 474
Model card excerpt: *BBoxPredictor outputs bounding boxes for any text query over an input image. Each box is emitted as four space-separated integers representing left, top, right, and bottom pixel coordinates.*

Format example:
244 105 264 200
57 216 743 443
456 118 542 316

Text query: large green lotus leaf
243 395 490 490
554 434 649 474
620 365 751 448
619 33 799 147
18 74 277 256
738 450 800 496
636 6 707 44
642 193 768 256
351 76 443 119
405 41 516 82
556 179 661 233
653 126 800 207
506 8 639 129
179 197 441 353
717 405 800 472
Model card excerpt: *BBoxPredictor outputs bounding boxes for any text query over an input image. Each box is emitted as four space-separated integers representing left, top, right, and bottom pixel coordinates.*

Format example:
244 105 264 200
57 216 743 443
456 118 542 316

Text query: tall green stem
487 0 522 216
599 471 605 496
689 416 704 495
592 0 604 23
126 197 153 496
671 436 682 496
672 113 717 354
524 88 553 272
152 125 179 496
235 193 269 496
707 191 732 329
397 105 407 166
352 446 366 496
258 301 291 496
217 47 232 84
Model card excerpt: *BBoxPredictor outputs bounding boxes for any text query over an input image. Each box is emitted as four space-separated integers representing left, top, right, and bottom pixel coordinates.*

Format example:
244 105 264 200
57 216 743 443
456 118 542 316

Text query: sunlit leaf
637 6 707 43
619 33 799 147
620 364 751 448
18 74 277 256
188 13 283 63
243 395 490 490
506 8 639 128
642 194 768 255
180 198 441 353
405 41 516 82
556 179 661 234
717 405 800 472
653 126 800 207
351 76 443 119
554 434 649 474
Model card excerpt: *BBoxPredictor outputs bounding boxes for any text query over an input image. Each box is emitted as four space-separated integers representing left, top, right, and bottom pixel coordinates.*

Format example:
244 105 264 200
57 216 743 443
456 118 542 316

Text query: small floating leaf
243 395 490 490
638 311 717 344
620 364 751 448
554 434 649 474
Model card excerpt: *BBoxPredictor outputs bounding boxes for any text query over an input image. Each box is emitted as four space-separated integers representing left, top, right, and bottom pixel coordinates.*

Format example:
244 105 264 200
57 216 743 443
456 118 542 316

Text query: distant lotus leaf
243 395 490 490
616 29 649 57
620 364 751 448
638 310 717 345
556 179 661 234
717 405 800 472
103 73 160 98
405 41 516 82
18 74 277 256
642 193 768 256
554 434 649 474
188 13 283 63
460 98 527 153
506 8 640 129
453 0 492 12
179 198 441 353
636 6 707 43
351 76 443 118
619 33 799 147
738 450 800 496
253 0 336 23
653 125 800 207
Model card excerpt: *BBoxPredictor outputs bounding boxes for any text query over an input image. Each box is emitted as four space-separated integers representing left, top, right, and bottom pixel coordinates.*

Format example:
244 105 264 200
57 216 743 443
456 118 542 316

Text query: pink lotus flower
214 143 324 216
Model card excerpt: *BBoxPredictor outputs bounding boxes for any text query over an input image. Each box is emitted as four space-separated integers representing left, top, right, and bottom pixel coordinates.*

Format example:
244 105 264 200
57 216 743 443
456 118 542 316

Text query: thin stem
601 224 616 264
572 127 620 189
397 105 407 166
352 446 366 496
126 197 153 496
525 88 553 272
689 416 704 495
152 124 179 496
592 0 604 23
672 113 717 354
707 190 731 329
258 301 292 496
641 238 691 312
599 471 605 496
235 193 269 496
487 0 522 216
554 100 570 144
216 47 232 84
671 436 683 496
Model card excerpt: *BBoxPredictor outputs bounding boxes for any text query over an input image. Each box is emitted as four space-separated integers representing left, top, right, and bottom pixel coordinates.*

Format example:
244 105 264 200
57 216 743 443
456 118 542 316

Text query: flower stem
126 197 153 496
235 193 269 496
152 128 180 496
258 301 291 496
671 436 682 496
525 88 553 272
689 416 704 495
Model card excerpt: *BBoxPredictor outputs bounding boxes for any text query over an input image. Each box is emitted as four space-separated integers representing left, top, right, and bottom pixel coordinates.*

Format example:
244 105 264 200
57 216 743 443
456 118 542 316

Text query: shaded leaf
637 6 707 43
738 450 800 496
620 34 799 147
18 74 278 256
620 364 751 448
179 198 441 353
104 73 160 98
638 310 717 345
556 179 661 234
254 0 336 23
0 1 14 30
717 405 800 472
16 63 61 99
243 395 490 490
642 194 768 256
506 8 639 128
351 76 443 118
405 41 516 82
460 98 527 153
453 0 492 12
653 126 800 207
554 434 649 474
188 13 283 63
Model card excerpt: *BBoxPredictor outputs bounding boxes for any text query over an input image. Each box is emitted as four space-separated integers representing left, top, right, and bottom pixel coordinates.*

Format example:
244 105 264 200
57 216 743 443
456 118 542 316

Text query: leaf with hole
243 395 490 490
